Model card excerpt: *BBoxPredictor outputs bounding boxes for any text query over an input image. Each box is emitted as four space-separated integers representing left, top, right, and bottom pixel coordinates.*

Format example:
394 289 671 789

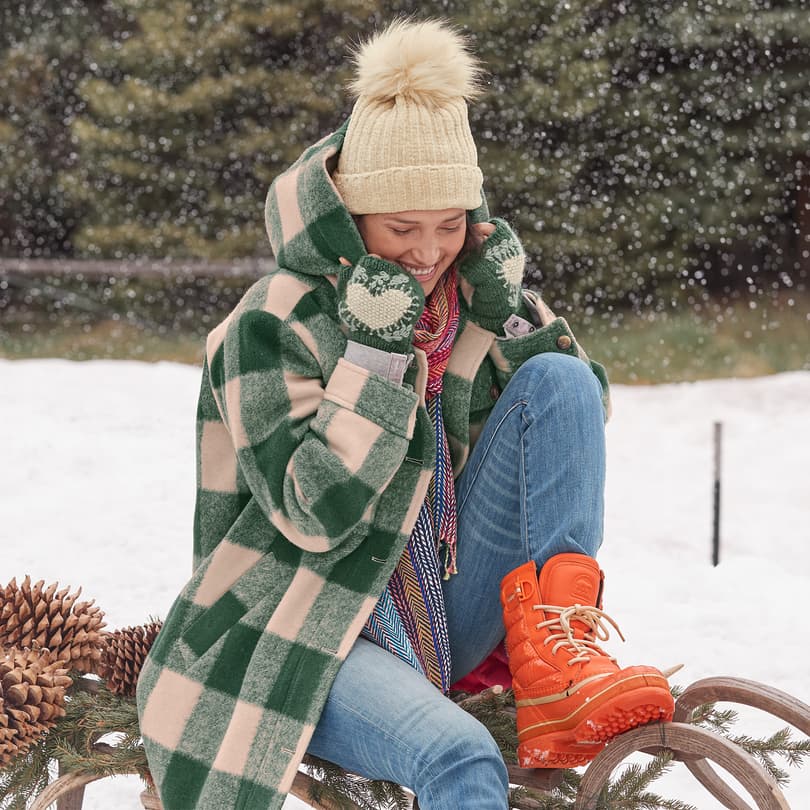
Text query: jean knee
457 718 506 773
515 351 591 385
514 353 602 412
417 712 509 803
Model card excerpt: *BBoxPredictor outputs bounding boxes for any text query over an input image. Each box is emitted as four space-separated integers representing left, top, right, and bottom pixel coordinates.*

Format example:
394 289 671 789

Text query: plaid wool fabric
135 122 611 810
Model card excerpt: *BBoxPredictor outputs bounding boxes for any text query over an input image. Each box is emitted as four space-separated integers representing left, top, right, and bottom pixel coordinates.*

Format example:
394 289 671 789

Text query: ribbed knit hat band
333 20 484 214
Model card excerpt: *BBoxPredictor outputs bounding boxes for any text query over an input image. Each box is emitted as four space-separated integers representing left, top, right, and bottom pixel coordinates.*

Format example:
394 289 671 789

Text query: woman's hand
470 221 496 242
457 218 525 333
336 254 425 353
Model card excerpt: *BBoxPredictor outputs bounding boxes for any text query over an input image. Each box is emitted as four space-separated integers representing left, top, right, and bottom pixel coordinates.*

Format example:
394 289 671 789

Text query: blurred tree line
1 0 808 306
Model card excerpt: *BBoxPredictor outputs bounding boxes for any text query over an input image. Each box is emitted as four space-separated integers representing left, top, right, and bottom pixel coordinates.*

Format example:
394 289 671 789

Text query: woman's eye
442 225 462 232
391 229 412 236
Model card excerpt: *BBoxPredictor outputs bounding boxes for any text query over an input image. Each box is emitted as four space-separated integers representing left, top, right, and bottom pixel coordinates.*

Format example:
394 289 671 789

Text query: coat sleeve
206 306 419 554
486 289 612 419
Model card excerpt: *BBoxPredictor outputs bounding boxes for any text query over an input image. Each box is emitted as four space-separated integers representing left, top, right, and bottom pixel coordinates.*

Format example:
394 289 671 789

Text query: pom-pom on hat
333 19 485 215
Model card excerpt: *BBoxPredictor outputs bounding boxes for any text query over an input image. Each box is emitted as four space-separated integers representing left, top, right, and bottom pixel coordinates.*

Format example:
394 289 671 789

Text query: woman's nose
411 241 441 266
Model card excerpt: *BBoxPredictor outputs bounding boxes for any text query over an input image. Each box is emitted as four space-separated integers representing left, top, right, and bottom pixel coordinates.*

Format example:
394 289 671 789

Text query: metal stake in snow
712 421 722 567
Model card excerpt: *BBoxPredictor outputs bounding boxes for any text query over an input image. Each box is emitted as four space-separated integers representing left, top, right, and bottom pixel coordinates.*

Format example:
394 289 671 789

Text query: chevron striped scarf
361 267 460 691
413 266 460 576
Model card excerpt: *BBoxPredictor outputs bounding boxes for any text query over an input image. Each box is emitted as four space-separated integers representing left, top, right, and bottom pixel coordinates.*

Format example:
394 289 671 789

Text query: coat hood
264 119 489 278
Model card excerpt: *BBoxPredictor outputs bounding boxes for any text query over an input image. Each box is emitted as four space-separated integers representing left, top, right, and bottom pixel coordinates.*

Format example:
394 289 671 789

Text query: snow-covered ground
2 358 809 809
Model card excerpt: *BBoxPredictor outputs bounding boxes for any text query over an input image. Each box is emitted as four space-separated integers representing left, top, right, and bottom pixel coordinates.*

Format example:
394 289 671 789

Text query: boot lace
532 603 626 665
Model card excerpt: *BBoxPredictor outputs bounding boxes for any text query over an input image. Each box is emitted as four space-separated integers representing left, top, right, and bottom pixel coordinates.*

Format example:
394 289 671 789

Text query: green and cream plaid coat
135 121 610 810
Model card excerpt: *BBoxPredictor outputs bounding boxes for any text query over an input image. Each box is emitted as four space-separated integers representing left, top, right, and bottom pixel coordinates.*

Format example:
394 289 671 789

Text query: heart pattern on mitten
337 260 424 346
344 284 414 332
499 254 525 307
485 239 525 287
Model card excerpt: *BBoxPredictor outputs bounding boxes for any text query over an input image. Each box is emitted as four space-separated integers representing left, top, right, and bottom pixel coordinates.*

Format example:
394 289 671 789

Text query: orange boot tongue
537 554 603 633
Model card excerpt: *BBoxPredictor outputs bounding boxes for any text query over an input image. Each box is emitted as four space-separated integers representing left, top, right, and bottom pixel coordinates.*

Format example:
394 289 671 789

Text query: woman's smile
356 209 467 295
401 263 438 279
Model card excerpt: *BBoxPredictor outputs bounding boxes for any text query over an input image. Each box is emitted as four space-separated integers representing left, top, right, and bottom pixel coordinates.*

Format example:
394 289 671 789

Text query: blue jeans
307 353 606 809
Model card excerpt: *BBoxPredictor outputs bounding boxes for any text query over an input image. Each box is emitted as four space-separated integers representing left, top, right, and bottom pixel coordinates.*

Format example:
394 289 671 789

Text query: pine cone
0 709 19 769
0 648 72 767
0 576 106 674
99 621 162 697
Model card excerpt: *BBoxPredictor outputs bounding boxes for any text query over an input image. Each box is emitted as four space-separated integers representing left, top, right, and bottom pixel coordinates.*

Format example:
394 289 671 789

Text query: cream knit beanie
333 19 484 215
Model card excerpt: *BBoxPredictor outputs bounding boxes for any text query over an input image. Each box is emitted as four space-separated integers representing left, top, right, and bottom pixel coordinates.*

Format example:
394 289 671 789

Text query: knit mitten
337 255 425 353
458 218 525 332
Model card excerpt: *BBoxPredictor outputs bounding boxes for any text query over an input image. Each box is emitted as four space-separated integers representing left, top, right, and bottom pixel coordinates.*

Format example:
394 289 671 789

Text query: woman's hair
459 214 486 263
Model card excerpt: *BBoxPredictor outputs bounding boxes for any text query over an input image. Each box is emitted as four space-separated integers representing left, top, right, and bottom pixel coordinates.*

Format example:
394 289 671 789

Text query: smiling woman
355 209 469 296
134 18 676 810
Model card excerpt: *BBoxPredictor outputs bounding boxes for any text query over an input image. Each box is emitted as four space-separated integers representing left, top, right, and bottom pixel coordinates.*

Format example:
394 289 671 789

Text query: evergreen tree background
1 0 808 306
59 0 380 259
449 0 810 305
0 0 126 257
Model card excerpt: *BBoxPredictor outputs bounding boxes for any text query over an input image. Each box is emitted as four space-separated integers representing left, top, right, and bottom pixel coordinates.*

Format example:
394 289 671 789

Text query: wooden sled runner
29 675 810 810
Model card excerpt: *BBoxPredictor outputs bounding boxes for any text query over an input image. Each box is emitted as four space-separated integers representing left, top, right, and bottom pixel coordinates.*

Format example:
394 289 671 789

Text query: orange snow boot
500 554 674 768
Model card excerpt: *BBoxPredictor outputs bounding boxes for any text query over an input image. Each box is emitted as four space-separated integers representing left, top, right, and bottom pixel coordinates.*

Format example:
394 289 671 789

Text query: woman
136 19 674 810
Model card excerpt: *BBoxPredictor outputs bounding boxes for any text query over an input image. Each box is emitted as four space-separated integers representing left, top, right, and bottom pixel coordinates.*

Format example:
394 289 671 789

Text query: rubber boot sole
574 684 675 744
516 675 675 768
517 736 605 769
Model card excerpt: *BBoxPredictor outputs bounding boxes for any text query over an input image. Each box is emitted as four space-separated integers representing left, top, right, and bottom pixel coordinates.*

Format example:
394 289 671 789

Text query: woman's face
357 208 467 296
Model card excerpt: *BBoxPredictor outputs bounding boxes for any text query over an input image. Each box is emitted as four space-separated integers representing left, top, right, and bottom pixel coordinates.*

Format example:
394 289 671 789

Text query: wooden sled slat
572 721 790 810
506 763 563 791
670 676 810 810
29 772 127 810
673 676 810 734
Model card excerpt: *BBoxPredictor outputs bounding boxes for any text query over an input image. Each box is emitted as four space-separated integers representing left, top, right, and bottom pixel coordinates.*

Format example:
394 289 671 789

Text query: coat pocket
181 589 249 659
179 541 272 659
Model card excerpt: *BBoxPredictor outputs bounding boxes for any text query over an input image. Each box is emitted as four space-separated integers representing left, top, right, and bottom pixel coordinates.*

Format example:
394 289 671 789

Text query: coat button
556 334 572 350
489 384 500 401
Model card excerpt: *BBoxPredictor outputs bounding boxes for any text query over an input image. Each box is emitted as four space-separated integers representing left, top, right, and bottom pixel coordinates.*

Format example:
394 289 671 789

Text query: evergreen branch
602 752 697 810
509 781 583 810
727 728 810 786
682 689 810 788
605 752 676 800
628 793 696 810
687 702 738 734
0 742 52 810
554 767 583 800
302 755 410 810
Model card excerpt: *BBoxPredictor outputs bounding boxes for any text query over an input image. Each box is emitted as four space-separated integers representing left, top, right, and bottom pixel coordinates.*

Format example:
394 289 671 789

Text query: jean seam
519 419 532 561
457 400 527 517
